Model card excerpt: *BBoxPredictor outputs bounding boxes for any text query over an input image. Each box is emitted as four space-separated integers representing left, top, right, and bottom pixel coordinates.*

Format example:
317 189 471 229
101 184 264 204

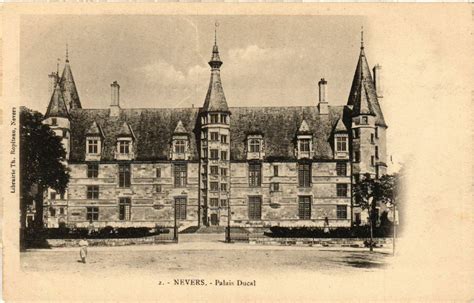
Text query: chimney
110 81 120 117
48 72 58 94
318 78 328 115
373 64 383 98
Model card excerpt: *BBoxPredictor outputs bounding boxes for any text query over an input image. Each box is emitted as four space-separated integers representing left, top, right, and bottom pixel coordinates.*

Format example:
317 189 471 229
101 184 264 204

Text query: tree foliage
353 173 399 210
20 106 70 230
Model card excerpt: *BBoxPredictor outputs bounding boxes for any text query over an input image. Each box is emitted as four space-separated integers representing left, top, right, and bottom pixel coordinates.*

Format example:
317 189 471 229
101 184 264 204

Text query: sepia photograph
2 4 473 302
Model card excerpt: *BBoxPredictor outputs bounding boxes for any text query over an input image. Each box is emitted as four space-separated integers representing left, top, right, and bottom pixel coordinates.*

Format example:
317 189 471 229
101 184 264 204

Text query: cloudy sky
21 15 367 111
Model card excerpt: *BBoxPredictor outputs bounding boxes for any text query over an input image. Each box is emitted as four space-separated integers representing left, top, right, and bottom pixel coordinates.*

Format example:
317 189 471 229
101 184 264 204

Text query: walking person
79 238 88 263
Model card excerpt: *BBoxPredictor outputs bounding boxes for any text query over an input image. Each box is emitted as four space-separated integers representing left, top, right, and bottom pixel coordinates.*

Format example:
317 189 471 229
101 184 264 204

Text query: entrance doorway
210 213 219 226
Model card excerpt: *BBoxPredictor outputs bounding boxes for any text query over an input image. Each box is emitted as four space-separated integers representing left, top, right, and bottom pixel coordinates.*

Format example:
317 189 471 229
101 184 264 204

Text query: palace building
42 31 387 230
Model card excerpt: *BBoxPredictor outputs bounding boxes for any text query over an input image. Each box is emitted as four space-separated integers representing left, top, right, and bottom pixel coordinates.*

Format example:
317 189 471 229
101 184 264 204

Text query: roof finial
66 43 69 62
214 21 219 46
360 26 364 50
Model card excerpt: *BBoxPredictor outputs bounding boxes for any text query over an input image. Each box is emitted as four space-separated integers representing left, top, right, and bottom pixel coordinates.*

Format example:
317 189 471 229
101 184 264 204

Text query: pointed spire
45 83 69 119
297 119 312 134
347 30 386 125
59 46 82 110
202 24 229 113
173 120 188 134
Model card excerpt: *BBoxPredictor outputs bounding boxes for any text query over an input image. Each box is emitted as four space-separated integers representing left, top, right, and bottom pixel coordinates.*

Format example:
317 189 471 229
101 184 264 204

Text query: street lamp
173 199 178 243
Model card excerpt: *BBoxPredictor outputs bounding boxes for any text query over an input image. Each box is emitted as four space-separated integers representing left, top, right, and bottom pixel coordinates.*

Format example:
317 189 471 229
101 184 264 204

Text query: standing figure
323 217 330 234
79 238 88 263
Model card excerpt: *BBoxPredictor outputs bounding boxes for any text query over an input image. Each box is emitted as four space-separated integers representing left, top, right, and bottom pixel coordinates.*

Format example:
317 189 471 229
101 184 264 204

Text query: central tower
199 26 231 227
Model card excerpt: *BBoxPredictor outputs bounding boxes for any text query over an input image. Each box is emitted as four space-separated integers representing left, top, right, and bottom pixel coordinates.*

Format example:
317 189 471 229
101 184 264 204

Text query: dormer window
171 120 190 161
336 137 347 152
119 140 130 154
220 114 228 124
114 122 135 160
175 140 186 154
246 135 264 160
88 139 99 154
299 139 311 152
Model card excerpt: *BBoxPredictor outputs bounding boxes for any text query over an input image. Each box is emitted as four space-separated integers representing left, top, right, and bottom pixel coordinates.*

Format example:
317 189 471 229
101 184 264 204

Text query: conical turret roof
45 83 70 119
59 50 82 110
347 32 386 126
202 38 229 113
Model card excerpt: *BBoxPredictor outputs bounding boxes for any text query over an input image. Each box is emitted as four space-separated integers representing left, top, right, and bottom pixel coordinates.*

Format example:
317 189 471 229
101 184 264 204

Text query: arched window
249 139 261 153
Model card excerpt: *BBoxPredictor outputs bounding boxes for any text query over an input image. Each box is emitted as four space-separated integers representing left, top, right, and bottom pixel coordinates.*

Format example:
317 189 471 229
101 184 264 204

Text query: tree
20 107 70 248
353 173 399 252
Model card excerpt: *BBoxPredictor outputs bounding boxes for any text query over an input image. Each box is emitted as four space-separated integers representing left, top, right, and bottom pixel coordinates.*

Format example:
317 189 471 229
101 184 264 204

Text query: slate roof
59 60 82 110
45 84 70 119
68 105 350 162
347 46 386 126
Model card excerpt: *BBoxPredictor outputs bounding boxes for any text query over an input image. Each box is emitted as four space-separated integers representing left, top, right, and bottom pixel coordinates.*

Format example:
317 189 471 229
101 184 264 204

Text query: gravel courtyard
21 239 392 275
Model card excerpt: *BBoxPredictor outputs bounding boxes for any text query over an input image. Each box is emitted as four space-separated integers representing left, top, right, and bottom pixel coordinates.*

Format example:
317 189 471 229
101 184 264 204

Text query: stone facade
42 32 387 230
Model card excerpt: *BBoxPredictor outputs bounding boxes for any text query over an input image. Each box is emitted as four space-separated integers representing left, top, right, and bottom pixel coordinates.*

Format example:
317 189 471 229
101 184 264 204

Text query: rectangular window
220 183 227 192
336 137 347 152
336 162 347 176
175 140 186 154
371 133 375 144
50 192 56 200
210 149 219 159
375 127 379 138
119 197 131 221
221 134 227 144
118 164 131 188
87 163 99 178
337 184 348 197
51 118 57 126
59 207 64 215
273 165 279 176
371 156 375 166
375 146 379 159
249 163 262 187
88 139 98 154
354 151 360 162
202 149 208 158
86 207 99 221
299 139 310 152
210 114 219 124
270 183 280 192
174 164 187 187
220 199 227 207
50 208 56 217
362 116 368 124
62 130 67 138
60 193 65 200
298 196 311 220
249 139 261 153
175 197 187 220
119 141 130 154
155 185 162 193
221 168 227 176
210 182 219 191
353 129 359 139
298 163 311 187
210 132 219 141
209 198 219 207
210 166 219 175
156 167 161 178
87 185 99 199
354 174 360 183
221 151 227 160
220 114 227 124
337 205 348 219
248 196 262 220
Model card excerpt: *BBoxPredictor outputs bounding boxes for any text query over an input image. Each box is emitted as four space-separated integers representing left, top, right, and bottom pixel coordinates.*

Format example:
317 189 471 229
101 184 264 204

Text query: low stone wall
248 236 392 248
46 235 175 248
